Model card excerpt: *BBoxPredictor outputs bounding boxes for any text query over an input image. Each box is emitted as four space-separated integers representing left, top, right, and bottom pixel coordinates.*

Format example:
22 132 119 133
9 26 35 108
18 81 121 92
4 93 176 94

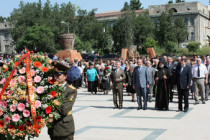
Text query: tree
121 0 143 11
168 0 173 4
176 0 182 3
121 2 130 11
112 11 135 53
0 16 6 22
134 12 154 47
9 1 77 53
165 41 177 53
144 37 158 48
16 25 56 53
187 41 201 53
155 12 176 48
130 0 143 10
174 17 188 47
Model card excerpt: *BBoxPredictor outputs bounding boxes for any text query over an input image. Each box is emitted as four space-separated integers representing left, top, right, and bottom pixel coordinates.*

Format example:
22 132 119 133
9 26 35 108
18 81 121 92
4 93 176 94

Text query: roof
95 9 148 18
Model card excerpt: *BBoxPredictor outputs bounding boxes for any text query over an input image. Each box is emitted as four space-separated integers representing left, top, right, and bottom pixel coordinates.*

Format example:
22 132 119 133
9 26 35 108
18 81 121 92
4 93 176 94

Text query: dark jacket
176 64 192 89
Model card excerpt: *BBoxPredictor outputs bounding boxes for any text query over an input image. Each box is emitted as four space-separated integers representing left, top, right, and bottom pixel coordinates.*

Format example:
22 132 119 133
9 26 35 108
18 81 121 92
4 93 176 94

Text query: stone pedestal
59 33 75 50
56 49 82 61
57 33 82 61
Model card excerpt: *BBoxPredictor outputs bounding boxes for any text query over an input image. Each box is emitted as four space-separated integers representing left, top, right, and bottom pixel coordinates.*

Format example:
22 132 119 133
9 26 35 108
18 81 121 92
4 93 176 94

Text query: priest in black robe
155 58 170 110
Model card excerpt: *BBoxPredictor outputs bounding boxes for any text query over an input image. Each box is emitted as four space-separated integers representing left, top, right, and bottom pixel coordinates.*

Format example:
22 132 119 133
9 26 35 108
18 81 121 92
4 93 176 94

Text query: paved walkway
32 87 210 140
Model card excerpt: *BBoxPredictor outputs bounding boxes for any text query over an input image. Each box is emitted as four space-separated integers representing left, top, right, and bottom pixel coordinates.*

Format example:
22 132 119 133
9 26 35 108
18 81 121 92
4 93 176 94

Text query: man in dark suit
166 57 175 102
48 62 77 140
110 61 126 109
133 59 149 110
176 58 192 112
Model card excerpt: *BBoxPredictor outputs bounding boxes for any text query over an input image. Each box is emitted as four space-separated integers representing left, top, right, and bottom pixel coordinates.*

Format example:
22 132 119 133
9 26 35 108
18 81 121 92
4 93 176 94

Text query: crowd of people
52 53 210 112
1 53 210 113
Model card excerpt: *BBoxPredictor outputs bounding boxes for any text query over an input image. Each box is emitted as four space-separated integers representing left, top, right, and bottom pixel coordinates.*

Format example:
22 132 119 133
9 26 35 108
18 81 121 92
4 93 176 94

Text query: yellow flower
3 65 8 69
47 59 53 64
53 100 60 106
49 114 53 118
12 100 17 105
69 98 73 102
54 82 58 85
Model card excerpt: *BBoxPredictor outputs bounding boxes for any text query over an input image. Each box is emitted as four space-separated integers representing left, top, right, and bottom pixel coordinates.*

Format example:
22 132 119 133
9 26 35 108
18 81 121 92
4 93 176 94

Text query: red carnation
50 91 57 98
36 116 42 122
17 125 25 131
45 106 51 114
0 120 4 128
8 125 15 129
25 122 32 127
48 78 56 85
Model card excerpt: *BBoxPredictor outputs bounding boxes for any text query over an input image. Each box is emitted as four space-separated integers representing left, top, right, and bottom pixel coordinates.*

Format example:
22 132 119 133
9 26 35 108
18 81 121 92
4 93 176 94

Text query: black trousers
178 88 189 110
49 133 74 140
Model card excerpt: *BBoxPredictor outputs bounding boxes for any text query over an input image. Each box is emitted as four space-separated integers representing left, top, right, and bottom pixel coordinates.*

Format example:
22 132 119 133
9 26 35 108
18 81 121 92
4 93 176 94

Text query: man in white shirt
192 58 208 104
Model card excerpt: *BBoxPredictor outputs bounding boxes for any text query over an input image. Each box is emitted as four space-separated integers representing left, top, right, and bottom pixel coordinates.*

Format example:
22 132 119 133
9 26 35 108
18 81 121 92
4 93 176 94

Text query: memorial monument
56 33 82 61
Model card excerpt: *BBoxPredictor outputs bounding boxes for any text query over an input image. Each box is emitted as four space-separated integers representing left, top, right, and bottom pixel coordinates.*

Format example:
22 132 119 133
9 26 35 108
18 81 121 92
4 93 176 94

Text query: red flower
33 61 41 68
48 78 56 85
0 120 4 128
50 91 56 98
8 125 15 129
41 67 48 72
123 84 126 88
17 125 25 131
25 122 32 127
45 106 51 114
36 116 42 122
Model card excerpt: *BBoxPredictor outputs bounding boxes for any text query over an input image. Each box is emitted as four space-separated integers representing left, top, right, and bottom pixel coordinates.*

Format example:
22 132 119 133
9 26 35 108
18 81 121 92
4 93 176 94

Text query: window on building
190 18 194 26
184 18 188 26
191 32 195 41
4 33 9 40
169 8 178 13
5 45 9 52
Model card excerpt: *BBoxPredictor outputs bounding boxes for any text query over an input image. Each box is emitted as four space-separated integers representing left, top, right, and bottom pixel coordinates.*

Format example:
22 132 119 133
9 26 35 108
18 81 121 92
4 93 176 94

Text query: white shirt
192 64 208 78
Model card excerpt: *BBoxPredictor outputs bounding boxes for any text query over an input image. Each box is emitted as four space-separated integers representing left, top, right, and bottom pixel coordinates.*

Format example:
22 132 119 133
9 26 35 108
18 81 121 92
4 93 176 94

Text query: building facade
149 2 210 47
95 1 210 47
0 22 14 53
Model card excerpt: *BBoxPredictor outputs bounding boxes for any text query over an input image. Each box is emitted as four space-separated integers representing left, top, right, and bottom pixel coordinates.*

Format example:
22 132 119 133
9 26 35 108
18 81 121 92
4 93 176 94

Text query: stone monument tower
56 33 82 61
59 33 75 50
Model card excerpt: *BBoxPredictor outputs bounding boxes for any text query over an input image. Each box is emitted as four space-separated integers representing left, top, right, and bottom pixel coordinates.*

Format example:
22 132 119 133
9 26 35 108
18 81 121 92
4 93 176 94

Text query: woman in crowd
101 65 111 94
124 62 130 95
86 63 99 95
125 64 136 102
78 61 83 88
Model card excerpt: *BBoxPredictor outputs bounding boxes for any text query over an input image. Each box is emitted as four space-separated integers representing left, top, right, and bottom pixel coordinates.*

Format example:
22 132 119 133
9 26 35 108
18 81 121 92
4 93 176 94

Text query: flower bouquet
0 51 64 140
104 67 111 75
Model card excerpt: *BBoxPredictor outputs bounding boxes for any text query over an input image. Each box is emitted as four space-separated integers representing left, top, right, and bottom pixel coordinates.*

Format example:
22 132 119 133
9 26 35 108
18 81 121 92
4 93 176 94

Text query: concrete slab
30 87 210 140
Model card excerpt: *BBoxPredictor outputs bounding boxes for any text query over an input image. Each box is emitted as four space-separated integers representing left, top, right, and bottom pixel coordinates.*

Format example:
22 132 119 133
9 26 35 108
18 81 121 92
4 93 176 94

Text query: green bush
165 41 178 54
186 41 200 53
176 48 190 56
197 45 210 55
154 46 165 56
